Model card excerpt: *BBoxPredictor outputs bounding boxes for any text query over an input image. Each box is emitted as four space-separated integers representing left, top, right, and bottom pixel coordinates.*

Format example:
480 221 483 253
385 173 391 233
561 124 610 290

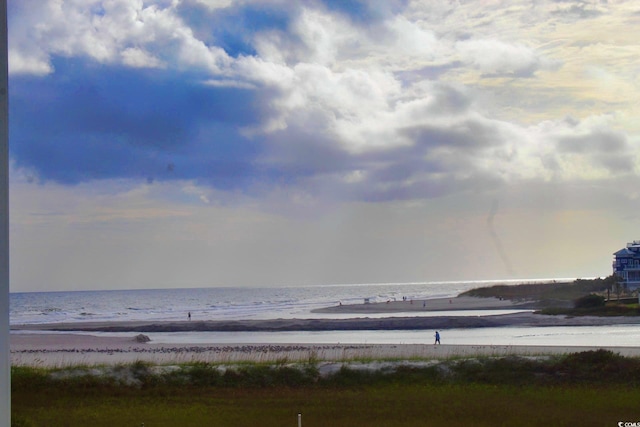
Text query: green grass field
11 350 640 426
12 382 640 427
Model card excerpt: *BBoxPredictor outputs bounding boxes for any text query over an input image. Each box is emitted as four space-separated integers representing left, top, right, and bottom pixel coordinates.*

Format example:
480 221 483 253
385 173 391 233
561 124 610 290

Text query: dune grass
11 350 640 426
540 302 640 316
459 277 610 303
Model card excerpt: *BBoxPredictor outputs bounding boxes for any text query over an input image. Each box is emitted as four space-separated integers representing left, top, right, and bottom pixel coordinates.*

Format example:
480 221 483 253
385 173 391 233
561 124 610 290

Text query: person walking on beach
434 331 440 345
188 312 191 321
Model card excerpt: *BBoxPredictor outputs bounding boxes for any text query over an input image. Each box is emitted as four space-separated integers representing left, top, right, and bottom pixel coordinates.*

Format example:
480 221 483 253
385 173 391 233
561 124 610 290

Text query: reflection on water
82 324 640 347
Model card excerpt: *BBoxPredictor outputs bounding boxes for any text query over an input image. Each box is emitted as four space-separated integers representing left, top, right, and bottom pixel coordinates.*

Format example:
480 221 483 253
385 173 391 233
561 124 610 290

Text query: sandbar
312 296 536 313
11 310 640 334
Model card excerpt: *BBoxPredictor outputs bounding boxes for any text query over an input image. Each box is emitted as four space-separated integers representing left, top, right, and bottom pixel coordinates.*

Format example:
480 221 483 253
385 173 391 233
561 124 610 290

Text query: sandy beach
10 332 640 367
312 296 537 313
10 295 640 367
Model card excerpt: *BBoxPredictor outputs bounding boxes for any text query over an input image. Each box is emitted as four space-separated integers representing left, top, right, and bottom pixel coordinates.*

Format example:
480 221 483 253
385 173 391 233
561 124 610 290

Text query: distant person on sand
434 331 440 345
188 312 191 321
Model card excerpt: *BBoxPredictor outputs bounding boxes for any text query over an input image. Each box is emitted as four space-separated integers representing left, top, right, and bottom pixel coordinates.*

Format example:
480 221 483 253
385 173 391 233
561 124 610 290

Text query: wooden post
0 0 9 425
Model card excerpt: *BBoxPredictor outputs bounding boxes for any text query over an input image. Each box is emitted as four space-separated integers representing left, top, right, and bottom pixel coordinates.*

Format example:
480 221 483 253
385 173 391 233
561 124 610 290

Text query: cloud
7 0 640 207
527 115 637 181
557 130 628 154
8 0 233 75
556 128 635 175
9 0 640 292
550 1 606 20
121 47 165 68
456 39 556 77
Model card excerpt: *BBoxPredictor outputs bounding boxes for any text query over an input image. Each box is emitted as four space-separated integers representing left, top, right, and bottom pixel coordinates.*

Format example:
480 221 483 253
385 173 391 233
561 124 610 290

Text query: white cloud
203 78 257 89
6 0 635 195
121 47 164 68
8 50 52 75
189 0 235 11
385 15 440 61
9 0 640 200
456 39 552 77
187 0 290 11
523 114 637 182
8 0 232 75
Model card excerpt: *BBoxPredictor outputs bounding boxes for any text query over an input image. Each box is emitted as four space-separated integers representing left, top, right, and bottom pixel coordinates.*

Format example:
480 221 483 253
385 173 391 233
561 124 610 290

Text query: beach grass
11 350 640 426
539 303 640 317
459 276 620 304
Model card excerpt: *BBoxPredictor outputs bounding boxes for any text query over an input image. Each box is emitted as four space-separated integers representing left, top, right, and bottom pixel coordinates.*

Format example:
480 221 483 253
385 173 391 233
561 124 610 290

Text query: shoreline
12 311 640 334
7 295 620 333
12 295 640 367
311 296 537 313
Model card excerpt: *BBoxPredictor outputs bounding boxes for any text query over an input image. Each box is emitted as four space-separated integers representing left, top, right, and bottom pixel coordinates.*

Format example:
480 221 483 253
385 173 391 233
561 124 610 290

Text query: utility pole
0 0 9 425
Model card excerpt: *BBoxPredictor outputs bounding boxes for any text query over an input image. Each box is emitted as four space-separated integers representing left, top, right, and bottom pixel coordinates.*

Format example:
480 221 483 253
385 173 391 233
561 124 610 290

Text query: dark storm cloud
556 129 634 174
366 138 504 200
557 130 628 153
402 119 502 152
253 102 510 203
597 154 635 173
260 128 352 179
357 171 502 202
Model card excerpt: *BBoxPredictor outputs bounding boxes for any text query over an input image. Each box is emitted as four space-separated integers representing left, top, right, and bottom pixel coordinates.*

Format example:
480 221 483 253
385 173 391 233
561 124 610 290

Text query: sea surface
11 279 640 347
10 280 534 325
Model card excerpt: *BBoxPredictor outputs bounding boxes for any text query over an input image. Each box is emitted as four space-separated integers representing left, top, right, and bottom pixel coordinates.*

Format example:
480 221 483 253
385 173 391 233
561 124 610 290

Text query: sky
7 0 640 292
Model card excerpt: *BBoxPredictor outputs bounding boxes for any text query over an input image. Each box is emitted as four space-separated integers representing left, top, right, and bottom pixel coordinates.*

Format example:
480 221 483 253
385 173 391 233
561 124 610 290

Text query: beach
12 296 640 334
11 296 640 367
12 332 640 367
312 295 537 313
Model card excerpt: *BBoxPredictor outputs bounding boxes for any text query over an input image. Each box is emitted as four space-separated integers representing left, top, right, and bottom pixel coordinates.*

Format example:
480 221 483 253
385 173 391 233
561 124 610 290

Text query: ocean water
11 279 640 347
10 279 535 325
